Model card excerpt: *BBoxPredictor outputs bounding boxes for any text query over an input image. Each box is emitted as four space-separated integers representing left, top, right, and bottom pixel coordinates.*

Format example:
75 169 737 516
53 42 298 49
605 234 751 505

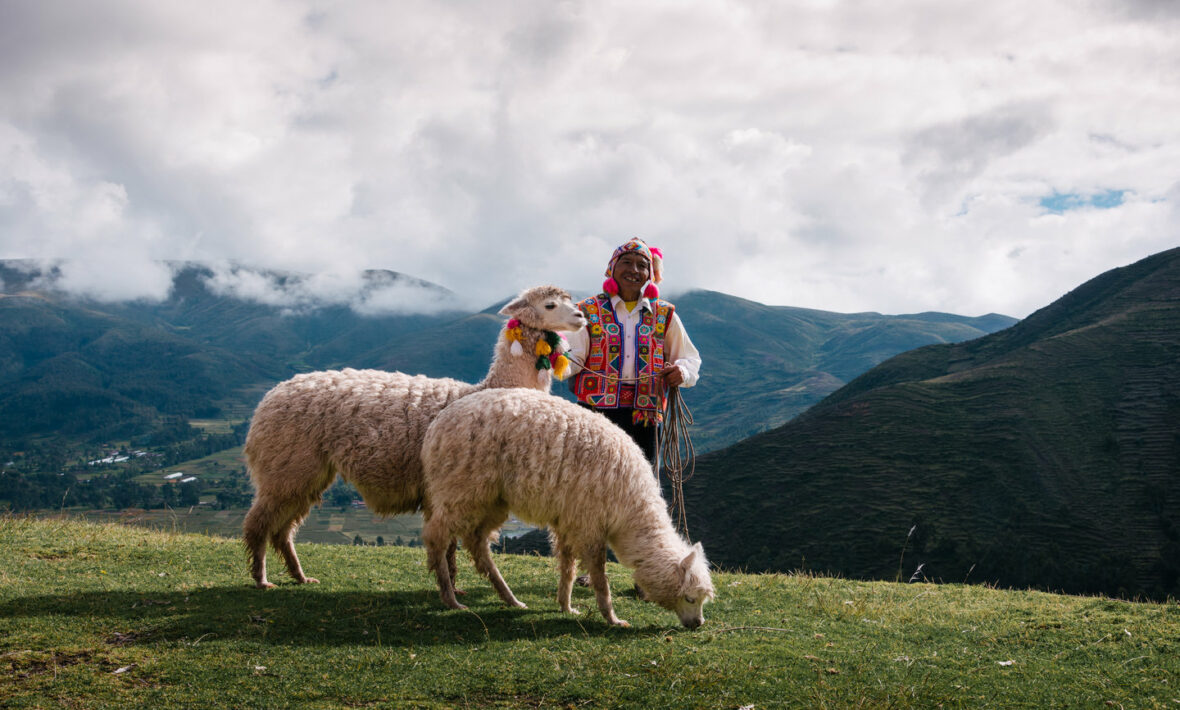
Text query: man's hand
660 363 684 390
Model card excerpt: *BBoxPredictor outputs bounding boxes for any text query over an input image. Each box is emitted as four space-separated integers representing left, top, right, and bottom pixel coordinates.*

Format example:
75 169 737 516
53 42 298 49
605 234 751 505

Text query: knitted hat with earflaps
602 237 664 299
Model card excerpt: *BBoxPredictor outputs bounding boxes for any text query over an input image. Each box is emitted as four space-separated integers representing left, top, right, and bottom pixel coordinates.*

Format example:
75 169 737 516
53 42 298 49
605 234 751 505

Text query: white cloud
905 102 1058 209
0 0 1176 317
199 264 467 315
52 255 176 303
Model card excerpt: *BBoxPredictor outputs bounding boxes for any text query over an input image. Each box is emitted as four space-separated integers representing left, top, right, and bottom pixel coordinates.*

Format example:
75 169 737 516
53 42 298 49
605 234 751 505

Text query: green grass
2 516 1178 709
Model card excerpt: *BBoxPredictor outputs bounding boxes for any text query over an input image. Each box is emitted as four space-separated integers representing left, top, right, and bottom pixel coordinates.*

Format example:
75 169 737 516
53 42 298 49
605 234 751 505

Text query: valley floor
35 505 538 549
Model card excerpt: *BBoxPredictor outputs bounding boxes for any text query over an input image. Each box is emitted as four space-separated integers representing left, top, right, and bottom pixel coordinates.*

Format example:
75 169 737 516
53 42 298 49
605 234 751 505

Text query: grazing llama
421 388 714 628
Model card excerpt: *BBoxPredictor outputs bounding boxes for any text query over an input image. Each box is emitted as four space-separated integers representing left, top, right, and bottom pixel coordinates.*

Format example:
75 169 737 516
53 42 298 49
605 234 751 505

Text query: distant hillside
0 262 463 443
672 291 1015 446
0 261 1014 455
682 247 1180 600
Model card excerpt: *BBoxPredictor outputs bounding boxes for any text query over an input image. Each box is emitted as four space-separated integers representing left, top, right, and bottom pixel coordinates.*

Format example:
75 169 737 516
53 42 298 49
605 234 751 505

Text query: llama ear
679 548 697 574
498 296 531 319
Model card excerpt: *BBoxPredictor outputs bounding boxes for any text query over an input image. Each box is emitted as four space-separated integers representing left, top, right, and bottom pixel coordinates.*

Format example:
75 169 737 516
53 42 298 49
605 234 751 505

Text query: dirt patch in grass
5 649 97 680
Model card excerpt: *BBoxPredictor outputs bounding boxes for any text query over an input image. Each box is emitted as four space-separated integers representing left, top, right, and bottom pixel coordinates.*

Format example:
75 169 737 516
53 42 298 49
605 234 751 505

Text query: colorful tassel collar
504 319 571 380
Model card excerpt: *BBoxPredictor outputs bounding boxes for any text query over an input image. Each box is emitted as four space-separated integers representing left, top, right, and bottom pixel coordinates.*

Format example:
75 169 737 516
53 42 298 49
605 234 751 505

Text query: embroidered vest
573 294 675 423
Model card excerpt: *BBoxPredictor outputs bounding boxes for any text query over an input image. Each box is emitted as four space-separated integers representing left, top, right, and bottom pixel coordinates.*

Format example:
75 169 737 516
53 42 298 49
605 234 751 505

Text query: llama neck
478 325 554 393
608 495 683 570
616 524 690 595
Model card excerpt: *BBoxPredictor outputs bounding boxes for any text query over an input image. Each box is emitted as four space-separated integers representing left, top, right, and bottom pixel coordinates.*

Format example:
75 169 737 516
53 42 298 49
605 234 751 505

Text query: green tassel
535 355 551 370
545 331 561 349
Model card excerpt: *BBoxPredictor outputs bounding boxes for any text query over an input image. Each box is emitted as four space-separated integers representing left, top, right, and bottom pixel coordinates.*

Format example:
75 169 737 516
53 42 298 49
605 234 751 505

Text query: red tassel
603 277 619 295
643 282 659 299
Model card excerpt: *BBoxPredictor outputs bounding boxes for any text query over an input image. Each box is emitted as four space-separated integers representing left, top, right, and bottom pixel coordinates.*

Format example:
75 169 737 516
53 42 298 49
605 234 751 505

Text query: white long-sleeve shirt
566 295 701 387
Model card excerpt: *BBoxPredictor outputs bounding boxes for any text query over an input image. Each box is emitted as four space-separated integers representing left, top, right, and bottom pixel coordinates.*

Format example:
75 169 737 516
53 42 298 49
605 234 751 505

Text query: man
566 238 701 465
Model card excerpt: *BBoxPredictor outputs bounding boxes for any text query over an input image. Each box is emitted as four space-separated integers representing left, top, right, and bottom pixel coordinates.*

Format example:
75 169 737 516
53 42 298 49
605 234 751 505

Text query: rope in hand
563 353 698 536
659 384 696 537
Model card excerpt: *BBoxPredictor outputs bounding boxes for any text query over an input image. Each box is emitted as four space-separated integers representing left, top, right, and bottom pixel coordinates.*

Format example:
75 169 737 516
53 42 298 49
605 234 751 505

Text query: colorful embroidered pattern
572 294 675 423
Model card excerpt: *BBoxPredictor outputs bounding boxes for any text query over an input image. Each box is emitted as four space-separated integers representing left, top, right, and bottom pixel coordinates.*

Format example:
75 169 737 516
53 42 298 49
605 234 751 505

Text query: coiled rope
659 385 696 536
562 354 697 536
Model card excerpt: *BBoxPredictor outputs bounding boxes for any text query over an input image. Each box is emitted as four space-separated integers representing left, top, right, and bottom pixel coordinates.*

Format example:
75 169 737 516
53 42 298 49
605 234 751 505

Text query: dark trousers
581 404 659 466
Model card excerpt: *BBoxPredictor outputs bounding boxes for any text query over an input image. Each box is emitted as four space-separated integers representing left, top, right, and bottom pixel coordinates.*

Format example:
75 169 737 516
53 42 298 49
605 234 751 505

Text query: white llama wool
242 285 586 589
420 388 715 629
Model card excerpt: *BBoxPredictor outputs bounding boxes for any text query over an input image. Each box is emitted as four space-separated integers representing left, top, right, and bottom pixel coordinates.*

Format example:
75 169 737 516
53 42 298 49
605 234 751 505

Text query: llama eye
544 303 556 310
684 596 696 604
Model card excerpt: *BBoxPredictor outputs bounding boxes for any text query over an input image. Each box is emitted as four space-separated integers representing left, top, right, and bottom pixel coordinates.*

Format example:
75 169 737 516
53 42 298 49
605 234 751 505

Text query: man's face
612 252 651 295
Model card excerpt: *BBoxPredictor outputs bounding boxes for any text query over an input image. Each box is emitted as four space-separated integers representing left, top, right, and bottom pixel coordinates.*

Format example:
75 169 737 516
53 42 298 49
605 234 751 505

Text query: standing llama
421 388 715 629
243 285 586 589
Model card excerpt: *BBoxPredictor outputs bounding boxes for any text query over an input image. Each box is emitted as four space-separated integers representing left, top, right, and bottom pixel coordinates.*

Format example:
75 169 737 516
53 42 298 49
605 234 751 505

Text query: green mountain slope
0 261 1014 453
672 291 1014 445
682 247 1180 600
0 263 465 443
0 290 268 439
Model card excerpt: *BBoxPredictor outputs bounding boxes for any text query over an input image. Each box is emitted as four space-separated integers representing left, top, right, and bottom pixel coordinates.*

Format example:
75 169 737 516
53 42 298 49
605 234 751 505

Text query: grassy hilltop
2 516 1177 709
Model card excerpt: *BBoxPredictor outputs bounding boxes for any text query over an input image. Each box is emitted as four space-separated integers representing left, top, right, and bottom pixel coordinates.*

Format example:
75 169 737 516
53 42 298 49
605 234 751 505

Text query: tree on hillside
178 480 201 507
161 482 177 508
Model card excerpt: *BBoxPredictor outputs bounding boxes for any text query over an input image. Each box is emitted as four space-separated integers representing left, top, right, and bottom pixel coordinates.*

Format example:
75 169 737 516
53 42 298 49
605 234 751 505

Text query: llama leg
447 538 466 595
258 488 320 585
423 515 465 610
554 535 580 615
424 508 464 595
245 458 334 586
243 493 315 587
243 497 277 588
465 509 525 608
272 511 318 585
585 542 627 627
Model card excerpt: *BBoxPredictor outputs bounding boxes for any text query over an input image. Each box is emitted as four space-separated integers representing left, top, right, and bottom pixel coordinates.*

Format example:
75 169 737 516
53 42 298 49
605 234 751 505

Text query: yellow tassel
535 340 552 356
553 354 569 379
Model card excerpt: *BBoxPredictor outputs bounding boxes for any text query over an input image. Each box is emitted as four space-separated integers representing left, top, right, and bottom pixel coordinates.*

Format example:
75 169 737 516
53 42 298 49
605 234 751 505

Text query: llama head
638 540 715 629
499 285 587 333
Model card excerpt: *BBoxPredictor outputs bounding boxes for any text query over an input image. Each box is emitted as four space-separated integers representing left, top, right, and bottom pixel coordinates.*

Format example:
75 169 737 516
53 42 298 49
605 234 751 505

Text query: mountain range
0 260 1014 454
681 247 1180 600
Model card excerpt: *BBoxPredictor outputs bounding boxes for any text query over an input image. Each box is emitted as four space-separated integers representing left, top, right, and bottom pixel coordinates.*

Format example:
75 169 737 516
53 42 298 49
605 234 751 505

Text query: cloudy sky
1 0 1177 317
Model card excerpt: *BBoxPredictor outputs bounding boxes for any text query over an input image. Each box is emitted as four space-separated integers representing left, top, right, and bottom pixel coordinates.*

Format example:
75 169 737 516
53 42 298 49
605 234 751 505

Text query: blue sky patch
1040 189 1126 214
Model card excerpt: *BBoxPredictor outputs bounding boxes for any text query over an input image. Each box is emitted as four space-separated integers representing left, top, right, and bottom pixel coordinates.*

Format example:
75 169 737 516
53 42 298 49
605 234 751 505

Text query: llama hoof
609 618 631 628
297 577 320 584
448 602 468 611
511 600 528 609
455 588 467 596
255 581 276 590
